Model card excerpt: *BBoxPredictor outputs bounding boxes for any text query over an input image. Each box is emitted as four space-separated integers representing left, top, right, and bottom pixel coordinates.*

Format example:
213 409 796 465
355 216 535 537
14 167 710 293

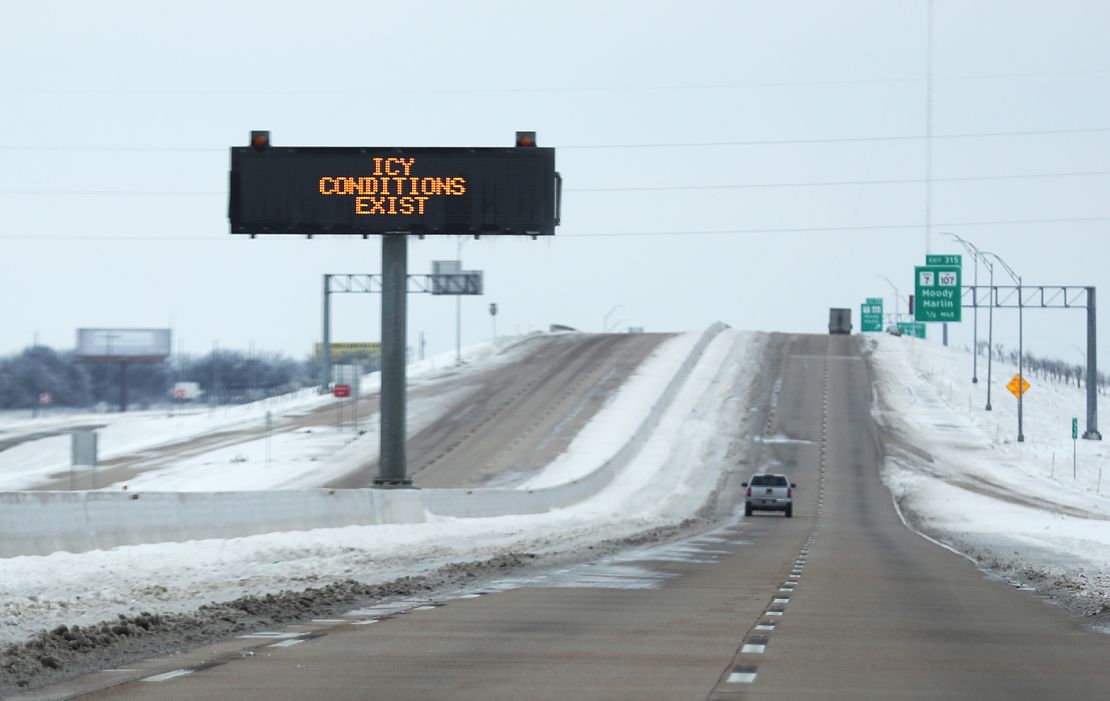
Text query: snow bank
0 334 542 491
0 329 767 645
866 334 1110 614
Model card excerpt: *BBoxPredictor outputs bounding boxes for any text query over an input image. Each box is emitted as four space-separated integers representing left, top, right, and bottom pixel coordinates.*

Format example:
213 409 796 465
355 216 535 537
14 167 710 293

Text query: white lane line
239 631 303 639
268 639 305 648
727 670 758 684
741 643 766 654
142 669 193 683
766 610 784 617
101 669 140 673
774 598 790 604
755 624 775 631
311 619 347 624
351 619 378 626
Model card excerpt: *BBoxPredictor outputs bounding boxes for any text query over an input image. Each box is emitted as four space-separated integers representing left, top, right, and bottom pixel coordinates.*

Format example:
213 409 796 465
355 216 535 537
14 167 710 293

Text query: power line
2 125 1110 154
0 214 1106 242
3 169 1109 197
4 67 1109 96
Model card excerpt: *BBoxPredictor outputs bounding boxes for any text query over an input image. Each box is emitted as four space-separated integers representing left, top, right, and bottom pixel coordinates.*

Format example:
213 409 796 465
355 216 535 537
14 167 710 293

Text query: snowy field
0 334 542 491
866 334 1110 622
0 329 766 647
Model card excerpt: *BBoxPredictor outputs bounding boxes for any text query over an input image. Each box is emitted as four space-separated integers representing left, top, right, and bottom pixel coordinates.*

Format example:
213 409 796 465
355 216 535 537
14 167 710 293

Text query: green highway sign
914 263 962 323
896 321 927 339
861 297 884 332
1073 417 1079 440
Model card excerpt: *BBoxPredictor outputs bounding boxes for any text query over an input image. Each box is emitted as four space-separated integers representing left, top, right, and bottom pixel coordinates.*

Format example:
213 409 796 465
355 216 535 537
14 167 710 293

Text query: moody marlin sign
229 133 560 237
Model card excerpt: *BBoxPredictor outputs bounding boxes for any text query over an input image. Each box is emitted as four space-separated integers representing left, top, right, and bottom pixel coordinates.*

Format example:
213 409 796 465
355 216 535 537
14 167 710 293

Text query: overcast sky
2 1 1109 375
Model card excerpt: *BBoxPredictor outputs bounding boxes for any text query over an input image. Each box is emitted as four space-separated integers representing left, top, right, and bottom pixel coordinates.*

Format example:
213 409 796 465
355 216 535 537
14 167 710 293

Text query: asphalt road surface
33 334 1110 700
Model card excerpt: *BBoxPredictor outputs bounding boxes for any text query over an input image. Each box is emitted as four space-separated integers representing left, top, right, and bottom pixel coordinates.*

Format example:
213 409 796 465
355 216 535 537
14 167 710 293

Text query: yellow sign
315 342 381 362
1007 374 1031 398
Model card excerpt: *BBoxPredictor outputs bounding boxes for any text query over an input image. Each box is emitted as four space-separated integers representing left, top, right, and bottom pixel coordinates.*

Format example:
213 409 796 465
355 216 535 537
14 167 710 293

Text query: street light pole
984 251 1023 441
985 259 994 411
603 304 624 333
878 275 900 325
943 232 983 383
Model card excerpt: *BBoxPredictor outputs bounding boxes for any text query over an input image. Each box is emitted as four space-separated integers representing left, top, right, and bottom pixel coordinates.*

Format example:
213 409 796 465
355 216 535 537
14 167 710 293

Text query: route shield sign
915 263 962 322
1007 374 1030 398
861 298 884 332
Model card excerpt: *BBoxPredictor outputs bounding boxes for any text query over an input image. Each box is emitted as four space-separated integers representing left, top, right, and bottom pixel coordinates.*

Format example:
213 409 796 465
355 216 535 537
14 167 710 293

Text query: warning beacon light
250 130 271 150
515 131 537 147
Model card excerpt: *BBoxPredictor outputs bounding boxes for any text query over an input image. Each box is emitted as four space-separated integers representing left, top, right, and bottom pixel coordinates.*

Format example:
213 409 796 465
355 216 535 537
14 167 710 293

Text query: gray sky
2 1 1109 371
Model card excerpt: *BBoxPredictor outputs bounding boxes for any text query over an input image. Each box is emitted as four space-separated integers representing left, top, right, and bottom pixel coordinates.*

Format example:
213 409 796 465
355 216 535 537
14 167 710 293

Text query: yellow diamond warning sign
1007 374 1030 398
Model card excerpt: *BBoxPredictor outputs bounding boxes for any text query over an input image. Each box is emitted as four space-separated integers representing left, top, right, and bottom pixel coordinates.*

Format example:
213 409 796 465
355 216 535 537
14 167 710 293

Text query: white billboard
76 328 172 361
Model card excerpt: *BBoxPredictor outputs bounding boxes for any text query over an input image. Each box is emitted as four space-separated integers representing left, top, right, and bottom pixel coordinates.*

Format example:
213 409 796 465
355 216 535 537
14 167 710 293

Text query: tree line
974 341 1109 393
0 345 317 410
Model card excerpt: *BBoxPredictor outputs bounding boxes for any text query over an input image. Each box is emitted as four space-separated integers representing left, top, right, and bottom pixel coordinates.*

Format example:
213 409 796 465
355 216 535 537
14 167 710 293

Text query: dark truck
829 308 852 334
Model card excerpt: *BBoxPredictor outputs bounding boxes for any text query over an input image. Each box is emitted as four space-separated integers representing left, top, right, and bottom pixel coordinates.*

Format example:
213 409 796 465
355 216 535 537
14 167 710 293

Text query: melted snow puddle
483 524 750 592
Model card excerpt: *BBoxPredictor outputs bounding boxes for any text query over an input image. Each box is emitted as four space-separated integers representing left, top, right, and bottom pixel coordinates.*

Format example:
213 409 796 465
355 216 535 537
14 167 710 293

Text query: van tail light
787 487 793 498
746 486 752 497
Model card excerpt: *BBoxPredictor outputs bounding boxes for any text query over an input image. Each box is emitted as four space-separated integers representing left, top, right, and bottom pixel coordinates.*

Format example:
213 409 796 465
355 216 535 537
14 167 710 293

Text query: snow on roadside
0 334 542 491
0 329 766 646
866 334 1110 621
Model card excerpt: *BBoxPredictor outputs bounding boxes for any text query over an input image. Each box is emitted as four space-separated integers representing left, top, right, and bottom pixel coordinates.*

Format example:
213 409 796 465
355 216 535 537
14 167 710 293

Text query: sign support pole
322 274 332 392
1085 287 1102 439
377 235 411 486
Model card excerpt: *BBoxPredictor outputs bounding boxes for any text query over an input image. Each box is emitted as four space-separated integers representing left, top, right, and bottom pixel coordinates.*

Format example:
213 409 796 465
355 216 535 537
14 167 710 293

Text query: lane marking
311 619 347 624
741 643 766 654
239 631 303 640
755 624 775 631
268 639 305 648
774 598 790 604
142 669 193 683
727 666 758 684
351 619 378 626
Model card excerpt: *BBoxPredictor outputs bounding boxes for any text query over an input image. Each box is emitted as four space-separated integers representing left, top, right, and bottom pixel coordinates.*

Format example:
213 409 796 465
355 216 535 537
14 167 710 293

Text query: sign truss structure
961 284 1100 440
962 285 1089 309
326 272 483 296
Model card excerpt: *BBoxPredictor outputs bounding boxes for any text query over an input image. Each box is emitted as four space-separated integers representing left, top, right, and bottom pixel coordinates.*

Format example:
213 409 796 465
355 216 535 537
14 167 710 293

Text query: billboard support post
376 235 411 486
322 275 332 392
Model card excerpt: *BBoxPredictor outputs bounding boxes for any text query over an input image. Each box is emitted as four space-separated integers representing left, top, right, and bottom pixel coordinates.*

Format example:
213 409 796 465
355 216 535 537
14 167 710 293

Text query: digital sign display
229 146 559 236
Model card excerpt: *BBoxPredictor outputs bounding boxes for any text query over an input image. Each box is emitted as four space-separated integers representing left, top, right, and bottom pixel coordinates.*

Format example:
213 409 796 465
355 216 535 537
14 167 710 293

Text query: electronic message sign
229 146 559 237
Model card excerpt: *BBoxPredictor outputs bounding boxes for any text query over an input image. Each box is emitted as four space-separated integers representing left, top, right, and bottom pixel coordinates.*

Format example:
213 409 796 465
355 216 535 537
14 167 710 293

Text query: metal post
972 254 979 383
1017 276 1025 442
322 274 332 391
377 235 411 486
455 294 462 365
119 361 128 413
986 269 994 411
1084 287 1102 439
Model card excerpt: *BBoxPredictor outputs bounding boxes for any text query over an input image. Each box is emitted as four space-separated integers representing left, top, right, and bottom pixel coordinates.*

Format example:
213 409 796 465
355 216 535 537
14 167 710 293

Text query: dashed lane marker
268 639 305 648
727 666 758 684
141 669 193 683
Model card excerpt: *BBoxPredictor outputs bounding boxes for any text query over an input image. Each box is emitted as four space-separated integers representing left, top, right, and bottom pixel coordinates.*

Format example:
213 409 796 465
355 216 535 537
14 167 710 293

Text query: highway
24 333 666 491
47 333 1110 701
